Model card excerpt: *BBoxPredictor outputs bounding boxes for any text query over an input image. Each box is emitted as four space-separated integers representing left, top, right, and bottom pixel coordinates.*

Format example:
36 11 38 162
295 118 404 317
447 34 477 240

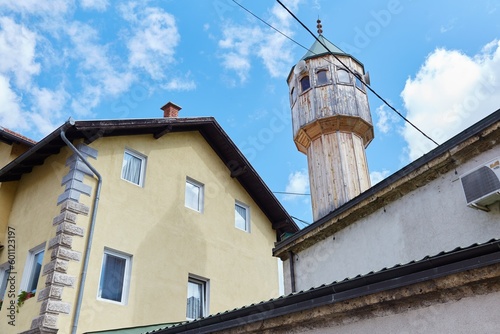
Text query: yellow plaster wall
74 133 280 333
1 132 282 333
0 148 80 331
0 141 34 243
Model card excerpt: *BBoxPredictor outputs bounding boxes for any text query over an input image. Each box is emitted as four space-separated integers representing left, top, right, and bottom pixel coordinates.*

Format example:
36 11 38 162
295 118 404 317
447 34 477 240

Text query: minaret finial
316 19 323 35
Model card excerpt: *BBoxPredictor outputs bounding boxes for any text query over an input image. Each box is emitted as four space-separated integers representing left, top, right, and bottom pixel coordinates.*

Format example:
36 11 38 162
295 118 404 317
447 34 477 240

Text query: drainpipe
288 251 296 293
60 123 102 334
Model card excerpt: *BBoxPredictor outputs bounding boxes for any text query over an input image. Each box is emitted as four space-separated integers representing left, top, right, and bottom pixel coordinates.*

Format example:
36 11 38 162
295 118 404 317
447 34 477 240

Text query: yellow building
0 104 298 334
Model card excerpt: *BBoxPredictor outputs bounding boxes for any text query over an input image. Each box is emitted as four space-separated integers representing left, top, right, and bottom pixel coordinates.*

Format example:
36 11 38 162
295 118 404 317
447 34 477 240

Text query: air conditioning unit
460 157 500 211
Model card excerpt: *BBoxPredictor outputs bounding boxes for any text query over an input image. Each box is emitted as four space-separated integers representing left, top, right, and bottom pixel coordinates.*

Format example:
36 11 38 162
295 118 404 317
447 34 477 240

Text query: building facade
0 107 297 334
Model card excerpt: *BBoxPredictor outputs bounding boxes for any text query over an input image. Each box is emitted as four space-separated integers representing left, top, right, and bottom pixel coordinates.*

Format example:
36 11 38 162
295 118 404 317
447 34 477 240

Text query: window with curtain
98 250 131 304
185 178 204 212
235 202 250 232
121 150 146 186
186 277 208 320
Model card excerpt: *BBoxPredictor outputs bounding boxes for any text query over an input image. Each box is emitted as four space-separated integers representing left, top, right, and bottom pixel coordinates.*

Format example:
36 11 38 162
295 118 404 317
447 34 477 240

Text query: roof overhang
0 117 299 235
0 127 36 147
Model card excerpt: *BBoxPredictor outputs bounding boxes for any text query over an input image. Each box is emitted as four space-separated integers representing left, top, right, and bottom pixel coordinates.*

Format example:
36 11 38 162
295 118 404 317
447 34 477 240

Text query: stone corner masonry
20 144 97 334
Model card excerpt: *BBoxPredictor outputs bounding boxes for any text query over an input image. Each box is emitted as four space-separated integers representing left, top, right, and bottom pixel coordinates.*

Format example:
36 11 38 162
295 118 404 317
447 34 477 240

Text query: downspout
60 124 102 334
288 251 296 293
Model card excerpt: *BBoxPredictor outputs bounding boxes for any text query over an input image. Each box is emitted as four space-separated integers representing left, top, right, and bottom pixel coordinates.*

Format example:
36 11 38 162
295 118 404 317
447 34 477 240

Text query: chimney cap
161 101 182 118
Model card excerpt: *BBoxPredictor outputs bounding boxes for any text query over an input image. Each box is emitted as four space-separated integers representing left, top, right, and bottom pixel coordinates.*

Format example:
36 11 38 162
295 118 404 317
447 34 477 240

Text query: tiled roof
0 126 37 146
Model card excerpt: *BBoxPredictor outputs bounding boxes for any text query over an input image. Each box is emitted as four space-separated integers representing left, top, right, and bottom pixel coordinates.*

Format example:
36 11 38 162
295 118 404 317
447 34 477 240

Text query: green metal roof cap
301 34 346 60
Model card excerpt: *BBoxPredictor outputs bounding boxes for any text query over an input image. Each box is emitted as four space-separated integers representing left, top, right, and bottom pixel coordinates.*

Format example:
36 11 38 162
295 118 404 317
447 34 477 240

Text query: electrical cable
275 0 439 146
273 191 310 196
230 0 439 147
291 215 311 226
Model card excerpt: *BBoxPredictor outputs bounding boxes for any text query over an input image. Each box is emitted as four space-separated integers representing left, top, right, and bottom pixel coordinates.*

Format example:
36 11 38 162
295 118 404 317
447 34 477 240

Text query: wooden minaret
287 20 374 221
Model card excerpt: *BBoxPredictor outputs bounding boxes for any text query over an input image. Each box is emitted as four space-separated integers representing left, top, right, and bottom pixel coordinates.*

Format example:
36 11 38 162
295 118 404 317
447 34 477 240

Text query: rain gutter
60 122 103 334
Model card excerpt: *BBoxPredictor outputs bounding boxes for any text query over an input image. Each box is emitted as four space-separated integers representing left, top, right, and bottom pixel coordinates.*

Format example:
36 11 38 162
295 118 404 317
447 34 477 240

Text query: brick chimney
161 102 182 118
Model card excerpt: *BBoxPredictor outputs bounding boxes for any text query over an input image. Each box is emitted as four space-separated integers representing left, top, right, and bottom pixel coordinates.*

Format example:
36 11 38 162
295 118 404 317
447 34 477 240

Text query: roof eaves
0 127 37 147
0 117 298 234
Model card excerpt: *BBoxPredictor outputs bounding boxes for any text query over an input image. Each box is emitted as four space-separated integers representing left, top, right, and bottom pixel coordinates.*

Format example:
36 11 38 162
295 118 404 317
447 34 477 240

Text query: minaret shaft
307 131 370 220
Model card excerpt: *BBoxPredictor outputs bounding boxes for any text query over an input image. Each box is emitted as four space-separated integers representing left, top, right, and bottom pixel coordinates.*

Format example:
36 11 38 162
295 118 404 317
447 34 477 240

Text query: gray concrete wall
285 147 500 293
289 290 500 334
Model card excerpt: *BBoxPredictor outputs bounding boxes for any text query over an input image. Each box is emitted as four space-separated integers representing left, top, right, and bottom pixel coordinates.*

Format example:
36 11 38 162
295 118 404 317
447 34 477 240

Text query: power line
231 0 439 147
275 0 438 146
291 215 311 226
273 191 310 196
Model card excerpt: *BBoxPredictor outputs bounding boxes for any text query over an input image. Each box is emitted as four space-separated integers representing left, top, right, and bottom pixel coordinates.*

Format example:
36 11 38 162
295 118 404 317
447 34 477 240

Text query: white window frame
20 243 45 294
235 201 250 232
97 248 132 305
185 177 204 213
121 149 147 187
186 274 209 320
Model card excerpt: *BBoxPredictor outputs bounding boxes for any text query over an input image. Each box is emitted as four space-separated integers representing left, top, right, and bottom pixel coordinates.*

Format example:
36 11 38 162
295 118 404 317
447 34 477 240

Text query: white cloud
0 0 71 16
375 104 399 134
80 0 109 11
218 0 301 83
123 5 180 80
401 40 500 161
28 86 68 135
162 74 196 91
283 169 310 202
66 21 135 115
370 169 391 185
0 17 40 88
0 75 28 130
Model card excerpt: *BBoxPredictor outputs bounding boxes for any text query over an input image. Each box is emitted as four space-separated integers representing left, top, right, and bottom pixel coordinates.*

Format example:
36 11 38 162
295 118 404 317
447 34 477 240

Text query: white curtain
186 281 202 319
122 153 142 184
185 182 200 210
235 204 247 231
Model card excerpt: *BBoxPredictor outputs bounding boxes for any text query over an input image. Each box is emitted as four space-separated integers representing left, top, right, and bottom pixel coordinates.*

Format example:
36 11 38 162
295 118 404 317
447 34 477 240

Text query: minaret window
316 69 329 85
300 76 311 92
337 68 350 84
355 73 364 91
290 87 297 103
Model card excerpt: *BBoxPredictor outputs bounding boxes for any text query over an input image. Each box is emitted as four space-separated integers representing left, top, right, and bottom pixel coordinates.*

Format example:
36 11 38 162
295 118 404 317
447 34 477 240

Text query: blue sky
1 0 499 227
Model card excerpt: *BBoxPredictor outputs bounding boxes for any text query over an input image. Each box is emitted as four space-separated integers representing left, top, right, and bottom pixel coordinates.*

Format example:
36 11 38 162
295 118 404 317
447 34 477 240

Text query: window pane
185 181 200 211
122 152 142 185
337 69 350 84
355 74 364 90
290 87 297 103
100 254 126 302
28 250 44 293
0 268 9 304
317 70 328 85
300 76 310 91
235 204 247 231
187 281 203 319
